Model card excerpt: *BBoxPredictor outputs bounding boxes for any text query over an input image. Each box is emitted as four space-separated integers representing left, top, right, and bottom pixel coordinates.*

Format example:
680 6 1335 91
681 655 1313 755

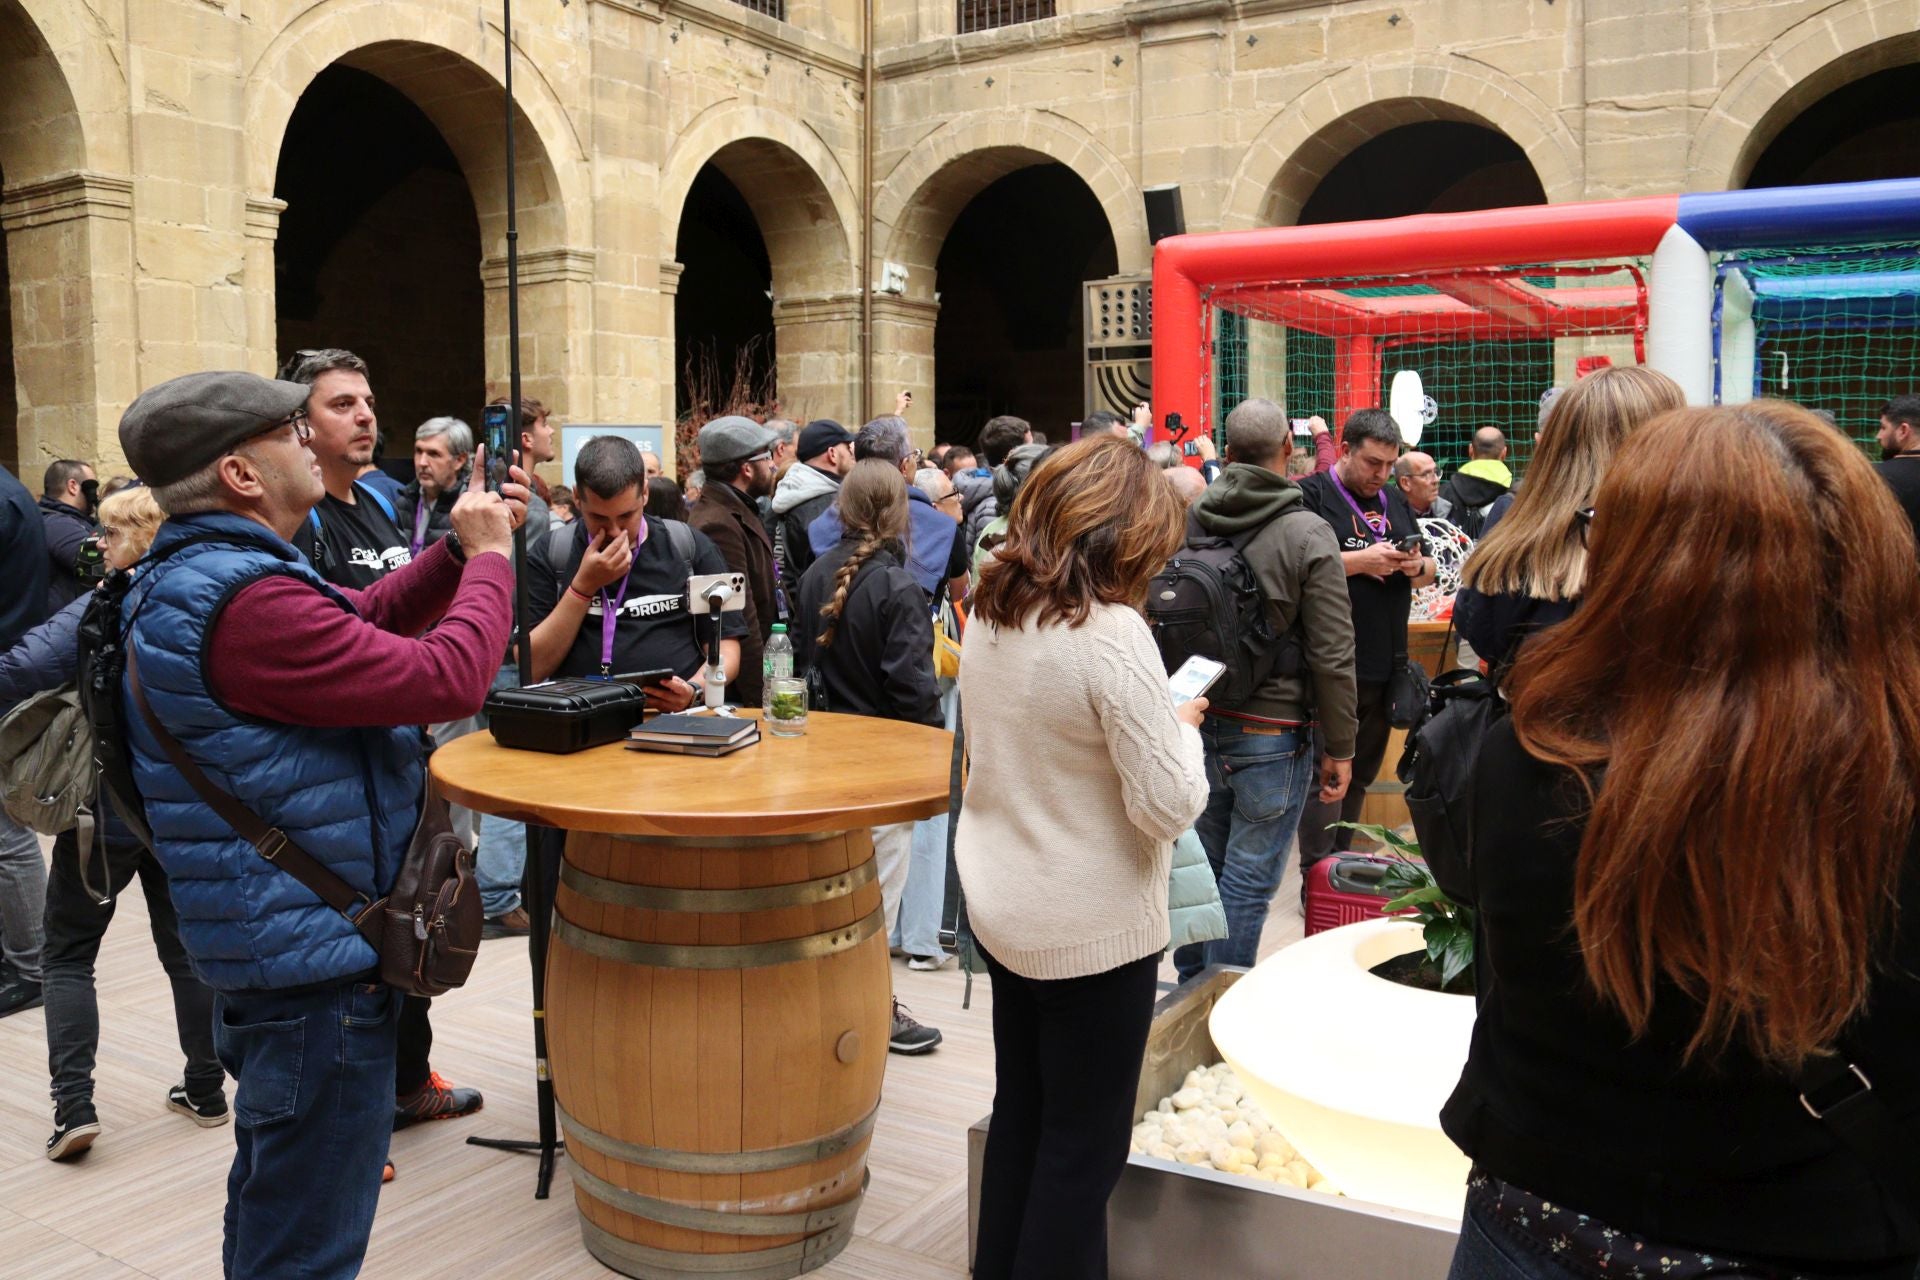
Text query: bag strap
125 647 382 944
1793 1050 1920 1236
939 692 979 1009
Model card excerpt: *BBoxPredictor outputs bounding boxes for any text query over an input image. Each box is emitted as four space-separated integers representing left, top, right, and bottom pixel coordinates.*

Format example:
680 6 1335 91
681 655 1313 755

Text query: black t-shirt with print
1297 470 1419 684
528 516 748 680
301 483 412 589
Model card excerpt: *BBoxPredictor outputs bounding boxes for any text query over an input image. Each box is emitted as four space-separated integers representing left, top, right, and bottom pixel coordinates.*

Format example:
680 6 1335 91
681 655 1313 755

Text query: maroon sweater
207 539 514 727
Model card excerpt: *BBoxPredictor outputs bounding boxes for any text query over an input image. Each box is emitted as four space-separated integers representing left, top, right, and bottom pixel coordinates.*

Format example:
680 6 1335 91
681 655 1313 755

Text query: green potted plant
1334 822 1475 994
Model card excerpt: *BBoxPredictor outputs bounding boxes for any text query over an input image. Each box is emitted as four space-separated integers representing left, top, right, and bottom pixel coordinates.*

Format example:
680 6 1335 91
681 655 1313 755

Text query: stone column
0 171 137 473
772 290 862 425
871 294 939 447
241 196 286 377
482 246 596 421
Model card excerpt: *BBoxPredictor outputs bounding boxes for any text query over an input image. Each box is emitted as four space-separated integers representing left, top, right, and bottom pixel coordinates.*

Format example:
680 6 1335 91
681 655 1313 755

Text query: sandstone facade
0 0 1911 475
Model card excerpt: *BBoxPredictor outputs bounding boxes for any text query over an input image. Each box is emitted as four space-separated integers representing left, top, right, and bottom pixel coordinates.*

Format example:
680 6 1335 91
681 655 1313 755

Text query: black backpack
1145 511 1308 711
1394 665 1507 902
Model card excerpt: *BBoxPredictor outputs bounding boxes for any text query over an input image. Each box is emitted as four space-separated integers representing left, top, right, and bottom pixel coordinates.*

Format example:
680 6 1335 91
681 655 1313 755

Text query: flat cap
697 415 779 469
796 419 855 462
119 371 312 487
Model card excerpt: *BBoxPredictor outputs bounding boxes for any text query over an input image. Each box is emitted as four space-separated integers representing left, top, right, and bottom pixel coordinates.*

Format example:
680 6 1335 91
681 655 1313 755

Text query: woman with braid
793 458 945 1053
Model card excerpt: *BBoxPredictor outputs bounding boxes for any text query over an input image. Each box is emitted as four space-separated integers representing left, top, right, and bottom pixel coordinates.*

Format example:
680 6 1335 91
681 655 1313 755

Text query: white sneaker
906 952 953 972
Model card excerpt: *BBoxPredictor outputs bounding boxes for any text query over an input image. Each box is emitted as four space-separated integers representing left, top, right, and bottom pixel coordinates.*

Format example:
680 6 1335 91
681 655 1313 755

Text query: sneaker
889 998 943 1055
906 952 953 972
0 976 43 1018
482 907 531 939
393 1071 484 1130
46 1099 100 1161
167 1084 231 1128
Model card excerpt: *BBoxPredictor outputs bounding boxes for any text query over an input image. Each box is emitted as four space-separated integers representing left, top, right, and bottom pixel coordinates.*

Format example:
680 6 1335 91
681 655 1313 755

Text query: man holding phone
1176 397 1358 980
526 434 743 705
1296 408 1434 875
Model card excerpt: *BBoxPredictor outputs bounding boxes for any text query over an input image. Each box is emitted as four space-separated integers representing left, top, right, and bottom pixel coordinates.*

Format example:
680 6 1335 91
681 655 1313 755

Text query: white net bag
1413 517 1472 622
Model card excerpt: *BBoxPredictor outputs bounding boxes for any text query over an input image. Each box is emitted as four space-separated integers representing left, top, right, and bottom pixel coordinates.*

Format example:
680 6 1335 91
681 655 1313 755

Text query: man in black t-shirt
1875 393 1920 540
528 435 743 701
1296 408 1435 868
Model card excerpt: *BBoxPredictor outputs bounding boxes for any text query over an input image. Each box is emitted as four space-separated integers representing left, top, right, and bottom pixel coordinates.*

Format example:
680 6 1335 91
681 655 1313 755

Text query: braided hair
817 459 911 650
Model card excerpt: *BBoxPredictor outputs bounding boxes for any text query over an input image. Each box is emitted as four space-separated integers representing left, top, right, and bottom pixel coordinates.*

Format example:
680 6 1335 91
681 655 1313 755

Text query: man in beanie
768 419 854 611
689 415 779 706
115 370 526 1279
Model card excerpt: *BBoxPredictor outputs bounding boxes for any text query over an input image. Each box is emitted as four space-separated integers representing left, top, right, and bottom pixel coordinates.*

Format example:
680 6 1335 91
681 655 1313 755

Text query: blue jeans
1448 1197 1576 1280
475 662 528 917
215 981 400 1280
0 806 46 981
892 682 960 959
1172 718 1312 982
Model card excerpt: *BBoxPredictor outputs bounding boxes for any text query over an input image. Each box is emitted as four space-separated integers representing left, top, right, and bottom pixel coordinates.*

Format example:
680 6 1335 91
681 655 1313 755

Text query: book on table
625 731 760 758
628 714 758 747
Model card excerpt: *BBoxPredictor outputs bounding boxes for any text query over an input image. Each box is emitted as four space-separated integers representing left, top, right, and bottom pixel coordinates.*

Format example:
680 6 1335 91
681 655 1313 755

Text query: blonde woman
960 435 1210 1280
0 485 230 1160
1455 365 1685 669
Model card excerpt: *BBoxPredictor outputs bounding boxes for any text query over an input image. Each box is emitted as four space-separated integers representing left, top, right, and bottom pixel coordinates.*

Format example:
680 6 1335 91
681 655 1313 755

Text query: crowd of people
3 359 1920 1280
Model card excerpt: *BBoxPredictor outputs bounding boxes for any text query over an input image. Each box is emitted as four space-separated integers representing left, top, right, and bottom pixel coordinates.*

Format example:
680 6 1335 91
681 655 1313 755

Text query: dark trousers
216 981 400 1280
395 995 433 1097
974 945 1160 1280
1297 678 1393 865
42 829 222 1107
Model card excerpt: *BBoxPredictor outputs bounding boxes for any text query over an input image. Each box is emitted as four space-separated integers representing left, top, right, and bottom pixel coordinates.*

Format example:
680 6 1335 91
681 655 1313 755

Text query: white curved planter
1209 918 1475 1221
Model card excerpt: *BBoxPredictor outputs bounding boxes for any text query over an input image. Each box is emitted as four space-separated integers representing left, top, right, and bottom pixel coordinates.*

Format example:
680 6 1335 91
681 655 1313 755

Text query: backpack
1394 664 1507 902
0 687 90 834
1145 510 1310 711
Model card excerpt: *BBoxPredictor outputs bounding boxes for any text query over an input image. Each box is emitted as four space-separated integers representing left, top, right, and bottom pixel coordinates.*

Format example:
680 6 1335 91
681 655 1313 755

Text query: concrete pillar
872 295 939 447
772 290 862 424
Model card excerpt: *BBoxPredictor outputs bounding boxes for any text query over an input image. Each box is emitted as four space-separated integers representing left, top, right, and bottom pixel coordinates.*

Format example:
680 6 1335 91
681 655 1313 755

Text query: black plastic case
484 679 648 754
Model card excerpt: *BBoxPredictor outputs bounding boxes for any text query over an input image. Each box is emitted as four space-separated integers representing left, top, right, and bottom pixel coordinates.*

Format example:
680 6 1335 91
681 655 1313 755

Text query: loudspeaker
1143 185 1186 245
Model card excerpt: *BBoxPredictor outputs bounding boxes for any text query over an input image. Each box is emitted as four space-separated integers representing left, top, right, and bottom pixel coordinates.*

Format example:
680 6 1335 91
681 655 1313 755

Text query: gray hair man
1175 395 1358 981
400 416 473 554
805 415 967 601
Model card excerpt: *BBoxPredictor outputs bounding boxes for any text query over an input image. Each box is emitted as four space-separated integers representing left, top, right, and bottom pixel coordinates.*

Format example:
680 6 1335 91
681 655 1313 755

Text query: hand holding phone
1396 534 1425 555
1169 655 1227 707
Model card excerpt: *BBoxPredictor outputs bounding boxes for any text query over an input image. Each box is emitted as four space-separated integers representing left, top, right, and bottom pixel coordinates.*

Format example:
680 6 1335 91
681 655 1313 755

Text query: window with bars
728 0 786 21
957 0 1055 35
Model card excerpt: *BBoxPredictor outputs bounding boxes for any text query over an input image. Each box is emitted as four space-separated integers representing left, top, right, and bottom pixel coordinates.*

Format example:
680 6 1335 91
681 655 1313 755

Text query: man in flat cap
688 415 779 707
115 370 527 1279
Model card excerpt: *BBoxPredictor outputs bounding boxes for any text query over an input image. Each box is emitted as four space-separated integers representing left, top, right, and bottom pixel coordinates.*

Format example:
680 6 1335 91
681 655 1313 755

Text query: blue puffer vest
122 512 424 992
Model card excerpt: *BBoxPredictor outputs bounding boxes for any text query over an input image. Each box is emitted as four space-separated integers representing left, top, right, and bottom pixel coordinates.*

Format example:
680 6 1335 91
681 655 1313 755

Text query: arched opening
1297 120 1545 225
933 163 1118 437
1744 62 1920 188
674 163 774 423
274 64 483 447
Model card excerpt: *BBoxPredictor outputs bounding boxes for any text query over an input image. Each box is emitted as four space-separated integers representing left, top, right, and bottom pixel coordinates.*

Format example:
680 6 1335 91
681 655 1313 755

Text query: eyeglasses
744 451 773 465
1574 507 1596 545
252 409 311 446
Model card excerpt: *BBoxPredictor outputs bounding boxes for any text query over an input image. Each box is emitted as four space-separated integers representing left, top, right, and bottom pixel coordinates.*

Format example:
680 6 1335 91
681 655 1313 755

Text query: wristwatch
442 532 466 564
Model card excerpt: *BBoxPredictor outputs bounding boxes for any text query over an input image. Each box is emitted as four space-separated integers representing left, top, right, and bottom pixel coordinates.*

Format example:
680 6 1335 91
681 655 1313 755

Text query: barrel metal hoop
561 858 877 914
552 905 884 970
568 1158 868 1237
556 1100 880 1175
577 1215 853 1279
606 829 846 849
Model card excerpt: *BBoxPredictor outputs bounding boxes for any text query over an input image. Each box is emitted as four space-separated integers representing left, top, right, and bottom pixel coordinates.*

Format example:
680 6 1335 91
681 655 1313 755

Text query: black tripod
463 0 563 1199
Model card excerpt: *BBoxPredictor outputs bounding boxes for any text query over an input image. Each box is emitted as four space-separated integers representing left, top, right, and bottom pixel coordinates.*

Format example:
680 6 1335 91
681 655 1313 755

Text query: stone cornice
0 171 133 232
772 291 862 325
870 294 940 325
591 0 666 22
481 247 598 288
659 260 686 295
244 196 287 241
656 0 863 81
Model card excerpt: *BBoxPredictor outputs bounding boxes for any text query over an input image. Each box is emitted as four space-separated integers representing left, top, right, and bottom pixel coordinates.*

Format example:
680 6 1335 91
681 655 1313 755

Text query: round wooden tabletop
430 711 953 837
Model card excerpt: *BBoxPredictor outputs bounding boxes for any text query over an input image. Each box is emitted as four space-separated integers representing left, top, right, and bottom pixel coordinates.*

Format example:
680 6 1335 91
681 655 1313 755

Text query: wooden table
432 712 951 1280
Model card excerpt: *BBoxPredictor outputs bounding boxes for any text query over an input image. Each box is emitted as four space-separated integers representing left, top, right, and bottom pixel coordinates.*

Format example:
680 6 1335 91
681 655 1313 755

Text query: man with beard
39 459 99 612
1876 393 1920 537
768 419 855 613
398 417 472 553
689 416 780 707
277 349 485 1173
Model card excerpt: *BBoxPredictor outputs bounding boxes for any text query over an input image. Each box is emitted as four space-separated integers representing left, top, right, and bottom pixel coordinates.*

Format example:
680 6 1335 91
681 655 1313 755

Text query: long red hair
1508 401 1920 1067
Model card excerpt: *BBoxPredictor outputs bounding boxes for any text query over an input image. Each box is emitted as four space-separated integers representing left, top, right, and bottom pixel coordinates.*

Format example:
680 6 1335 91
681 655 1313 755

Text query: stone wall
0 0 1915 476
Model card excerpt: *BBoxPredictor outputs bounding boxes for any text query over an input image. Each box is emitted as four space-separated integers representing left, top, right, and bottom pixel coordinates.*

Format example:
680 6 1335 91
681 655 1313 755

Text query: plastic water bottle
763 624 794 715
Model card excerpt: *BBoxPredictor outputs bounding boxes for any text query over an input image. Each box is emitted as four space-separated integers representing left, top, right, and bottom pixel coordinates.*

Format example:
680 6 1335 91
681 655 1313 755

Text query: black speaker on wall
1144 184 1186 244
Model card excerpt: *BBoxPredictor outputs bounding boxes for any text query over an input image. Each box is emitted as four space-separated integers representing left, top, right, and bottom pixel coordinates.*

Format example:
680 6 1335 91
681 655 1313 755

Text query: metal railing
729 0 786 21
957 0 1056 35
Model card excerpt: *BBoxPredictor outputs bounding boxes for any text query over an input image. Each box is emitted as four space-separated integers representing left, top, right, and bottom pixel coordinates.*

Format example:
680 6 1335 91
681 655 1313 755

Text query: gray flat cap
119 371 311 487
697 415 779 469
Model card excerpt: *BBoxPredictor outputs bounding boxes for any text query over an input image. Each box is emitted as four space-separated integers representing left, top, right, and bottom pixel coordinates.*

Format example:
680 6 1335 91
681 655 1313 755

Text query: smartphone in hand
1169 655 1228 707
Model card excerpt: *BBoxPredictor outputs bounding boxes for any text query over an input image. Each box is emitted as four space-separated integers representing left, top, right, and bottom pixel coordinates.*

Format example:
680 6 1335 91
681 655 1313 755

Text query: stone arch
661 102 859 300
1222 60 1582 230
0 0 85 186
874 108 1149 297
1690 0 1920 189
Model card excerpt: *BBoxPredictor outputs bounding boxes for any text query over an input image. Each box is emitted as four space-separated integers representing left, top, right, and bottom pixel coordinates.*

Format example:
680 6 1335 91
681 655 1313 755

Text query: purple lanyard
599 567 633 677
1329 468 1389 543
410 505 429 557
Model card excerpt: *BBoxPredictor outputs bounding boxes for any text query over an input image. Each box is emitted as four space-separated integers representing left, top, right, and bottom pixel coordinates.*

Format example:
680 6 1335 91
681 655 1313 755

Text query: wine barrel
547 826 890 1280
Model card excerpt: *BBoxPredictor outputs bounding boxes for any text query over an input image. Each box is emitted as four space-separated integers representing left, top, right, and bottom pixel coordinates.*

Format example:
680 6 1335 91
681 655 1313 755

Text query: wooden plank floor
0 839 1306 1279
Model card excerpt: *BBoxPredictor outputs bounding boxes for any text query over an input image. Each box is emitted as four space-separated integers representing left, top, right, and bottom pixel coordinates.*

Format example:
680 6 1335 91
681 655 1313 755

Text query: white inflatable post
1646 224 1714 406
1717 267 1757 404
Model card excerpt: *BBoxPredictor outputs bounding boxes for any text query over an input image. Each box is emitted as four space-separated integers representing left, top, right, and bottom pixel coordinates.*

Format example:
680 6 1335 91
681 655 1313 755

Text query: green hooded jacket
1191 463 1359 758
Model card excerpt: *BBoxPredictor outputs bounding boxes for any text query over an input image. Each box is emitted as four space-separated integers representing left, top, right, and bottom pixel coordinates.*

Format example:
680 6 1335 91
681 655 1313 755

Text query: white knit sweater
955 602 1209 980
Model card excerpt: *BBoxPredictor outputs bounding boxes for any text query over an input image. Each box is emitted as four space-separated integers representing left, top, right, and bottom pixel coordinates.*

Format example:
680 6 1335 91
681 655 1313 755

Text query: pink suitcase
1303 853 1417 936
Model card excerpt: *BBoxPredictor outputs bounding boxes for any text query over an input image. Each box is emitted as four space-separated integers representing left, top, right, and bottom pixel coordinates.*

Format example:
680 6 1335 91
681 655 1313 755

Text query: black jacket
792 540 941 727
1443 719 1920 1273
1451 587 1574 673
396 480 458 550
0 467 48 649
1437 464 1512 539
767 463 840 612
689 480 776 706
39 497 96 613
